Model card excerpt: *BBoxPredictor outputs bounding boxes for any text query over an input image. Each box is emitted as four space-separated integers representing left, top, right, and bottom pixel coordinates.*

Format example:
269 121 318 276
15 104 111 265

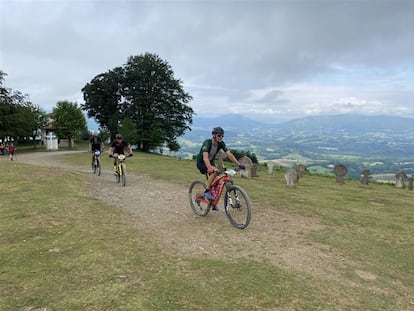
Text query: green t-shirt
196 139 228 163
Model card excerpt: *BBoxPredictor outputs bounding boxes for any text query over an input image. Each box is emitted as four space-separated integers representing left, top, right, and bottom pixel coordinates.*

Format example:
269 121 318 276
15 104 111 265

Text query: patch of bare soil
16 151 353 281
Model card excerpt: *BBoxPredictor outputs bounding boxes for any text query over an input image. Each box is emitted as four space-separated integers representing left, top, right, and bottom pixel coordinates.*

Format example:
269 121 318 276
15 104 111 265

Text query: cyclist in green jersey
196 127 245 210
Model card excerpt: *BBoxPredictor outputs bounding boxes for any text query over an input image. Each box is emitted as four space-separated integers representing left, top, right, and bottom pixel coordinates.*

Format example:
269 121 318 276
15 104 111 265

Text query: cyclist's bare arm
225 150 239 166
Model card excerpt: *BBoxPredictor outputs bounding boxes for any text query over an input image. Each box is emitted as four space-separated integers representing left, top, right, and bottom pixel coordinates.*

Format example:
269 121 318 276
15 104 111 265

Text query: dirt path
16 151 348 280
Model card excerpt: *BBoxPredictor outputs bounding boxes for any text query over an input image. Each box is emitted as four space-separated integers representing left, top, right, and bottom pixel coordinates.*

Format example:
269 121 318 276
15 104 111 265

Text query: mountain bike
91 150 101 176
189 167 252 229
113 154 133 186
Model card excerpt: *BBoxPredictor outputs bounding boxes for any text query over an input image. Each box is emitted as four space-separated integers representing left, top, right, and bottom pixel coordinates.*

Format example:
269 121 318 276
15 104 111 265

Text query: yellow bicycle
113 154 132 186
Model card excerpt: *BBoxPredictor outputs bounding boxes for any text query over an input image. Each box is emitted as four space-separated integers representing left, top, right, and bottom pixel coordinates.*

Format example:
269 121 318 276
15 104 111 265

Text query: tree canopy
82 53 194 151
0 71 47 143
52 101 87 149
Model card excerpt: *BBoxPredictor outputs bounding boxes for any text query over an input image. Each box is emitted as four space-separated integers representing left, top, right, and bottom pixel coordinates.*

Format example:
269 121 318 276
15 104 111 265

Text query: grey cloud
1 0 413 117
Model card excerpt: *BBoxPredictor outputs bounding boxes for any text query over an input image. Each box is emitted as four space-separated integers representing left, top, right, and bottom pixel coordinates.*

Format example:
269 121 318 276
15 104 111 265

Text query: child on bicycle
196 127 245 210
108 134 133 174
89 134 104 164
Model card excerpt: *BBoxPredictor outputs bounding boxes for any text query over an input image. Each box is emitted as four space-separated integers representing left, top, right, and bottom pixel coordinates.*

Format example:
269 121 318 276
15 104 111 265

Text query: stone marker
408 176 413 190
251 163 259 177
296 164 306 181
285 169 297 187
395 172 407 189
267 161 274 174
333 164 348 184
361 169 370 185
239 156 253 178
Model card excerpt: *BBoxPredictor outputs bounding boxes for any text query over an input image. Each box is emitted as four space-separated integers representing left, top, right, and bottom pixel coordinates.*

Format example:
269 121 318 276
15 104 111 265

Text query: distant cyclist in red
108 134 133 174
8 143 16 161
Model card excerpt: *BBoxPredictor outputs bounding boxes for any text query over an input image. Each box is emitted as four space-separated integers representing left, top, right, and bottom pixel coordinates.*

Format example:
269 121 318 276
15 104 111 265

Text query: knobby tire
116 163 121 183
97 159 101 176
189 180 211 216
224 184 252 229
120 163 126 186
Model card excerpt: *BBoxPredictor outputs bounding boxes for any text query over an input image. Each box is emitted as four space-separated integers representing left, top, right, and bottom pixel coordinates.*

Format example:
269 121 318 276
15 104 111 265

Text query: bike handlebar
109 153 133 158
215 167 241 176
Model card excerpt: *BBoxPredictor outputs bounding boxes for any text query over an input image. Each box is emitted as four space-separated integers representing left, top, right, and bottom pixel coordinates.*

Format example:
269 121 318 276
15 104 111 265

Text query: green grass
1 151 414 310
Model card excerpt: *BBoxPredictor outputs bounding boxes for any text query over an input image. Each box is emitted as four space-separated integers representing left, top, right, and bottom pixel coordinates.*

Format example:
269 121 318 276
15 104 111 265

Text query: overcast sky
1 0 413 123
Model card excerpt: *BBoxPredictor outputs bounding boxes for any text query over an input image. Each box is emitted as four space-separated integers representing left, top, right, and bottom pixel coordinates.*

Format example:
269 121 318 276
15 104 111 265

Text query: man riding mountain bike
108 134 133 174
196 127 245 211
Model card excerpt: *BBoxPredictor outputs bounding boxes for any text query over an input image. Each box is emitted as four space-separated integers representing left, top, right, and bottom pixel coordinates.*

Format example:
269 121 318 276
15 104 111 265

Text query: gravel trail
16 150 346 280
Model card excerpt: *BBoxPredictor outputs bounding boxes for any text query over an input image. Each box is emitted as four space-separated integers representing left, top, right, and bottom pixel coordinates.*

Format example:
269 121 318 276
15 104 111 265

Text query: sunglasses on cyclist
216 134 224 138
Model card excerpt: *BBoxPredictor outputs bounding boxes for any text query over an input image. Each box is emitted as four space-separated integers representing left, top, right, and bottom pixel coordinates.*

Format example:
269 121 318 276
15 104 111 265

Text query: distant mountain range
189 113 414 134
182 114 414 179
277 114 414 134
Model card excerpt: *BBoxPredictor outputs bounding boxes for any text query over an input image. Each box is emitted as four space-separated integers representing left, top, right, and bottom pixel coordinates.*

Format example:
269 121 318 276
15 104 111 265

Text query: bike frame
198 171 232 206
190 167 251 229
115 154 126 175
211 174 230 206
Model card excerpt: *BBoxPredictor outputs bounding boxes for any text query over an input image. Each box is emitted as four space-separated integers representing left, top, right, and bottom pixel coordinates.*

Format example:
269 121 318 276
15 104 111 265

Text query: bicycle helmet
211 127 224 135
115 134 123 139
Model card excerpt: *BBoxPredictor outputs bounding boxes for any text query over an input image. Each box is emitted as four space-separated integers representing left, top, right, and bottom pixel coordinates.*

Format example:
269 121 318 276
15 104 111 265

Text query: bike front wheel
224 184 252 229
120 163 126 186
189 180 211 216
115 166 120 183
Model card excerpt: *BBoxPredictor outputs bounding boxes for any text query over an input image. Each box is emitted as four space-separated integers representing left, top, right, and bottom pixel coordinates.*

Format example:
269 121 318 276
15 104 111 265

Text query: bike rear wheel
120 163 126 186
189 180 211 216
224 184 252 229
96 159 101 176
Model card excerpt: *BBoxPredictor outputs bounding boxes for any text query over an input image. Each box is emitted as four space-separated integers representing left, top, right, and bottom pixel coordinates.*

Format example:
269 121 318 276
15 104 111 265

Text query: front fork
225 182 239 210
118 162 124 176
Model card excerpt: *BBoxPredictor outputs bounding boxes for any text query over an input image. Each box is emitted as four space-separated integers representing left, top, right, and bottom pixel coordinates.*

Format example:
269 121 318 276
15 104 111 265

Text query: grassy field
1 151 413 310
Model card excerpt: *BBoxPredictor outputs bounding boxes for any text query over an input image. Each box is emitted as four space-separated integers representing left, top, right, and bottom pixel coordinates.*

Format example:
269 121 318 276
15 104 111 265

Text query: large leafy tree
81 67 124 137
1 71 24 139
82 53 194 151
119 117 138 146
53 101 87 149
19 103 47 147
0 71 46 143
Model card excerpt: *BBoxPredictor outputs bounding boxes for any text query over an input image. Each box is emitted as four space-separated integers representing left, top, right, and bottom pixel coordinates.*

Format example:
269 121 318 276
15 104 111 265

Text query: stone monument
296 164 306 181
408 176 413 190
333 164 348 184
267 161 274 175
284 169 297 187
395 172 407 189
239 156 253 178
361 170 370 185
